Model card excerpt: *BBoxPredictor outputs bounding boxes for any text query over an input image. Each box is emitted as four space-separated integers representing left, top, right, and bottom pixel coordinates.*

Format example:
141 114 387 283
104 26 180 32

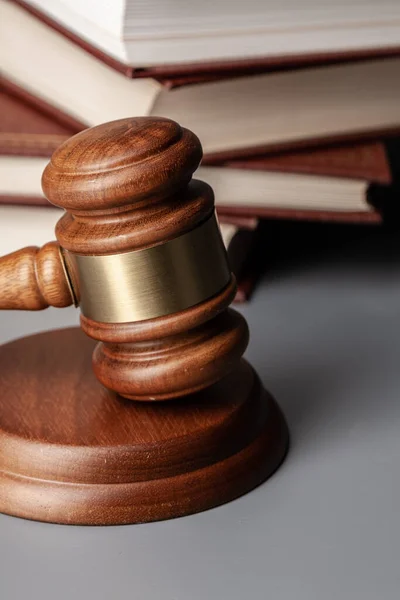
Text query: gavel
0 117 288 525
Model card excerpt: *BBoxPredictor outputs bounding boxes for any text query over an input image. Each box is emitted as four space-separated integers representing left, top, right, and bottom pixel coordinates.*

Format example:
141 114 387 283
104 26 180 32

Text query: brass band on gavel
65 212 231 323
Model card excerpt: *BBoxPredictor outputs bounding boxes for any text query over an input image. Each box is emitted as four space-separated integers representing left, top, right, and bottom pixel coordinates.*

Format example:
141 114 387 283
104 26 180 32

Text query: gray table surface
1 223 400 600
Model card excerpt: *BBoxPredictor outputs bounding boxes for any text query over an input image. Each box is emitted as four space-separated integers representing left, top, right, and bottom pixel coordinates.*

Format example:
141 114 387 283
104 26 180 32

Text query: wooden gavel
0 117 246 400
0 117 288 525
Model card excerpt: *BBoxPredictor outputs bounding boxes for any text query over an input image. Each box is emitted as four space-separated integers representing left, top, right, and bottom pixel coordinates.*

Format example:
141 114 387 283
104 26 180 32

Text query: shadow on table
246 218 400 453
257 217 400 280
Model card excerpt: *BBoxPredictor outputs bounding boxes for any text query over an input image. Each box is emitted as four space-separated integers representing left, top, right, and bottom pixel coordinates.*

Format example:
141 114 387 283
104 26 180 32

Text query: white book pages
0 157 48 197
197 167 370 212
3 4 400 153
24 0 400 65
0 205 237 258
155 58 400 154
0 156 370 214
0 205 63 255
0 2 162 126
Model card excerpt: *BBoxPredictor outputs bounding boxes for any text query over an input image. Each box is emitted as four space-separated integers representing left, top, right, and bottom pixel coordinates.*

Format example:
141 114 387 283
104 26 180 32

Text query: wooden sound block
0 328 288 525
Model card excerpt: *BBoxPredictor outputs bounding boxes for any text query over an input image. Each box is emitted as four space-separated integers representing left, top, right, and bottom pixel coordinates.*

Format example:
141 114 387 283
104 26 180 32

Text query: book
0 204 260 302
3 2 400 158
207 139 400 185
196 167 383 224
18 0 400 69
0 77 82 157
10 0 400 88
0 78 394 224
3 74 400 188
3 74 399 188
0 154 386 224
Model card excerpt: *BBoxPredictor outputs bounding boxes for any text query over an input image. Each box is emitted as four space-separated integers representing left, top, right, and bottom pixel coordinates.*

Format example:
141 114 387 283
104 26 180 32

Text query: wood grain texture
0 117 289 524
92 308 249 400
42 117 202 210
0 118 252 400
42 117 212 256
40 117 251 400
0 242 74 310
81 277 247 400
0 328 289 525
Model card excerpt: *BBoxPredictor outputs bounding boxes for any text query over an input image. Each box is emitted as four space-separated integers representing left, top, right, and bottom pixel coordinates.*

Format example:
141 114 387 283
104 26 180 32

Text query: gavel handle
0 242 76 310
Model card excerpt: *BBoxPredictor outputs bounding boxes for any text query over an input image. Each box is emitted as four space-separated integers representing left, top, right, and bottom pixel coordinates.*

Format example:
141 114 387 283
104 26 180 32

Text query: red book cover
13 0 400 84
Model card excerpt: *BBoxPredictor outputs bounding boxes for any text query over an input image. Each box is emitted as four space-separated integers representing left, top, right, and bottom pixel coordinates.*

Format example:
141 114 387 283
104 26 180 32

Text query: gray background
1 222 400 599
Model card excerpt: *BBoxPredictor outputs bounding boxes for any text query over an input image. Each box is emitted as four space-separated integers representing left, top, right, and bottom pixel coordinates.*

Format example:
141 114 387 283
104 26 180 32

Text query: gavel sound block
0 117 288 525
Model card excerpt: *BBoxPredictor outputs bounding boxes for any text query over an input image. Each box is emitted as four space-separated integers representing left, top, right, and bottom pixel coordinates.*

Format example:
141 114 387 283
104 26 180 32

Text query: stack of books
1 0 400 300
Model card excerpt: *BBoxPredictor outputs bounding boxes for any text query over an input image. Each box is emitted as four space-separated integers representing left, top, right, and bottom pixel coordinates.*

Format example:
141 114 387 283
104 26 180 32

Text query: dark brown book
0 77 83 157
2 75 399 189
13 0 400 84
216 205 383 225
6 2 400 158
0 77 393 228
206 139 400 185
0 78 262 300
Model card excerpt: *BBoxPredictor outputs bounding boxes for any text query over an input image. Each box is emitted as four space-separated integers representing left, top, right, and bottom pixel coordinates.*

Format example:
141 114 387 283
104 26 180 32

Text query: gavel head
42 117 248 401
